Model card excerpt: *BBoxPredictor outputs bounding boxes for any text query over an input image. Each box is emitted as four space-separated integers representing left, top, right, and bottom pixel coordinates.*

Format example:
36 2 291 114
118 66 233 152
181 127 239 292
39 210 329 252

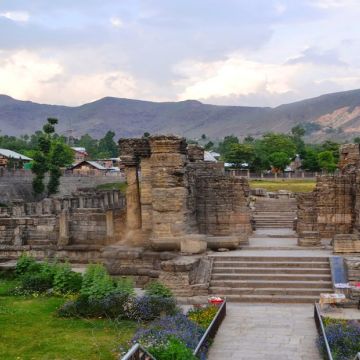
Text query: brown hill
1 89 360 141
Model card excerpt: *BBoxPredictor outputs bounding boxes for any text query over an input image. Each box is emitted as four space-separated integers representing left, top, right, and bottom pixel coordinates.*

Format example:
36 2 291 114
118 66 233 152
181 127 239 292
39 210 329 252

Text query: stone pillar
125 164 142 231
140 157 153 233
149 136 188 250
58 209 70 246
106 209 115 243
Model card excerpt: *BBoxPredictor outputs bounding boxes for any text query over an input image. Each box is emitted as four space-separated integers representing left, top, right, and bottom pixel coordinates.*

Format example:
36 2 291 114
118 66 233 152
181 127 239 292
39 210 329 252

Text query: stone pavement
208 303 322 360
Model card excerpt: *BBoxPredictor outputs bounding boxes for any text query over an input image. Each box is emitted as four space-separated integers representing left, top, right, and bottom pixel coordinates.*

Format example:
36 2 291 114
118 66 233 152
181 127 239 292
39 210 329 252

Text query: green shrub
20 272 53 292
81 264 115 300
57 292 131 318
116 277 135 296
187 305 218 329
149 338 197 360
15 253 40 276
145 281 173 298
53 263 82 294
126 295 179 322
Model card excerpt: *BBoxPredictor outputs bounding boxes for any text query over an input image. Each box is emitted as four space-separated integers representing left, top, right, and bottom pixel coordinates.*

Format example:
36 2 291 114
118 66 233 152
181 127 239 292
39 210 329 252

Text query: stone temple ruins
0 135 359 300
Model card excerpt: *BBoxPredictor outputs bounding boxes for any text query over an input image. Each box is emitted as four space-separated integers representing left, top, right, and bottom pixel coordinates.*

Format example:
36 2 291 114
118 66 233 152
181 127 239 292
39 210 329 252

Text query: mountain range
1 89 360 142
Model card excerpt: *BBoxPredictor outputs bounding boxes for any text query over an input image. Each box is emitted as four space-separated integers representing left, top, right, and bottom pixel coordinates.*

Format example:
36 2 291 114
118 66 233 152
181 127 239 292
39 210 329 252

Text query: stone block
334 234 360 253
206 235 240 250
180 236 207 254
298 231 321 247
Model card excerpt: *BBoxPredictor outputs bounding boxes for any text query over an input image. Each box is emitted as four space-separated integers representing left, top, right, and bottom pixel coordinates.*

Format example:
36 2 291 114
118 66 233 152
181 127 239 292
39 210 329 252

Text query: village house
68 160 107 175
0 149 32 169
71 147 88 163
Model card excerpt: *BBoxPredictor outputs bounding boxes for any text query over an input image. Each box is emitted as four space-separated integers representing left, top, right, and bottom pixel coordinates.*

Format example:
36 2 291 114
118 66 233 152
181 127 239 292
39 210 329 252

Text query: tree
74 134 99 159
259 133 297 158
302 148 320 172
244 136 255 143
204 141 214 151
291 125 306 157
31 118 74 196
143 132 150 138
320 140 340 162
201 134 206 140
218 135 239 160
98 131 118 158
268 152 290 172
291 125 305 138
225 143 255 168
354 137 360 144
318 151 337 173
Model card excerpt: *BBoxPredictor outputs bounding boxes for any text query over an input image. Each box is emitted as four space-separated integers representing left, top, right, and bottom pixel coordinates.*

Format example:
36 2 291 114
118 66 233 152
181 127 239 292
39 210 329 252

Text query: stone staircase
209 255 332 303
253 198 297 229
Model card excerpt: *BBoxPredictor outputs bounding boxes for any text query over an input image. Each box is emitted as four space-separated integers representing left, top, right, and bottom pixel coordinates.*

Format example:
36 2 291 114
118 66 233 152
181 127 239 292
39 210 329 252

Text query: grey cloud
286 48 347 66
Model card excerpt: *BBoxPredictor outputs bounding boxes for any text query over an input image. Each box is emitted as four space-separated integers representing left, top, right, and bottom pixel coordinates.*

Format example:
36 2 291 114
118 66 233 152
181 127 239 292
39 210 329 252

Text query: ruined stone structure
118 135 252 252
0 189 125 263
296 144 360 251
0 135 252 297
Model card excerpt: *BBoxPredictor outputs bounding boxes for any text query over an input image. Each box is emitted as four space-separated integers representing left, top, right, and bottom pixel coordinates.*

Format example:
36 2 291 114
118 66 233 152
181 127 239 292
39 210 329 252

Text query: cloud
309 0 357 9
0 50 139 105
286 47 346 66
175 54 301 102
110 16 123 28
0 11 29 22
173 51 360 106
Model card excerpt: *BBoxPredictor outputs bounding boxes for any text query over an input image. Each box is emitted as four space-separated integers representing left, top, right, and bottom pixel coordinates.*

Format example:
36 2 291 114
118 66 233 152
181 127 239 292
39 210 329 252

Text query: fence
193 299 227 356
121 344 156 360
0 168 124 178
314 303 333 360
227 169 319 179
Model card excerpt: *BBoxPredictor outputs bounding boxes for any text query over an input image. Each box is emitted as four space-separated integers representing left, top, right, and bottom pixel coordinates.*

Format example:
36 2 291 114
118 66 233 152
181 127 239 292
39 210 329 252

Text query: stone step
217 294 320 303
211 273 332 281
209 286 332 296
212 267 331 275
211 256 329 262
28 240 51 245
256 225 294 229
209 279 332 289
254 217 295 220
212 261 330 268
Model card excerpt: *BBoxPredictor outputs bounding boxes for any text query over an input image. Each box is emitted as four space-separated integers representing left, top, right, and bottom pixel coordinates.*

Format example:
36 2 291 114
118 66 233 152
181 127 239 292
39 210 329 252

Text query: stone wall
0 171 124 204
117 136 252 252
297 144 360 254
0 189 126 262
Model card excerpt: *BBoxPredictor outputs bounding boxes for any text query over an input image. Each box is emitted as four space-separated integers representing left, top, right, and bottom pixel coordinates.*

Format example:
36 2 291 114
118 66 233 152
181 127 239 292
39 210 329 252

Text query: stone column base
298 231 321 247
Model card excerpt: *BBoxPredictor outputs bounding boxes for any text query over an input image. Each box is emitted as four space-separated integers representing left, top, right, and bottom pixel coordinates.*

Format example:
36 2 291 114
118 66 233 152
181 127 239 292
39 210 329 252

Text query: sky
0 0 360 107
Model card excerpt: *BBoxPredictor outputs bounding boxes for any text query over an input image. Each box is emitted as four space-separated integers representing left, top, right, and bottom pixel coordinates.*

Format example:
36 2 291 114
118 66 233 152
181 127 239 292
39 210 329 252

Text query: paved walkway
208 303 322 360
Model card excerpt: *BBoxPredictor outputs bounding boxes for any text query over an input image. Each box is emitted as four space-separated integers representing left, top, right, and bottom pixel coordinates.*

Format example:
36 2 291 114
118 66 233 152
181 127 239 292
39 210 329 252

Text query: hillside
1 89 360 141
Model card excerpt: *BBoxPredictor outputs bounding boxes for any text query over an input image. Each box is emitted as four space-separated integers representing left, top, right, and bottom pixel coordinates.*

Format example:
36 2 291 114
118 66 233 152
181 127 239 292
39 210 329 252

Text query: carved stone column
125 163 142 231
58 209 70 246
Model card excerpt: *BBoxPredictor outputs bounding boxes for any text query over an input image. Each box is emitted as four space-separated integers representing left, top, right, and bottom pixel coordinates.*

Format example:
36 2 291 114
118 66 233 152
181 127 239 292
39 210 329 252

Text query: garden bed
315 303 360 360
122 297 226 359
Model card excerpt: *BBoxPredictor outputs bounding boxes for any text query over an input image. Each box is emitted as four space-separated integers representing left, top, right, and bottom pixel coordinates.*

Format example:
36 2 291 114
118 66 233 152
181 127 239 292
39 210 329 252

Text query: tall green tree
98 131 118 158
225 143 255 168
268 152 290 172
218 135 239 160
32 118 74 196
290 125 306 157
302 147 320 172
318 151 337 173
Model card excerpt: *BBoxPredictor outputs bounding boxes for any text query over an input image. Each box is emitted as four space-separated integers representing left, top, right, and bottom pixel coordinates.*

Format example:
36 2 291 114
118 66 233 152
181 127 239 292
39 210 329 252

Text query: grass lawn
96 182 127 193
249 179 316 193
0 278 136 360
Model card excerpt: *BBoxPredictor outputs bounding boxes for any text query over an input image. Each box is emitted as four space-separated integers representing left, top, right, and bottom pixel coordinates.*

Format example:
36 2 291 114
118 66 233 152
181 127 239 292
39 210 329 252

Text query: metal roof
70 160 107 170
0 149 32 161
